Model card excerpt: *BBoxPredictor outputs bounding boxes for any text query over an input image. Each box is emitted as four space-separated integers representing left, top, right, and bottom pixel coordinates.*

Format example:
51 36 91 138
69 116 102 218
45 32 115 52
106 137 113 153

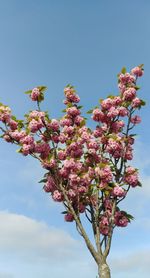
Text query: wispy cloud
0 211 80 263
110 248 150 278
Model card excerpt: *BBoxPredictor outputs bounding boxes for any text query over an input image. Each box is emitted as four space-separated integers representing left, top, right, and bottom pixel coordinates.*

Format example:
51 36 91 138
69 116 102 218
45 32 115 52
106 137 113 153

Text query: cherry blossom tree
0 65 145 277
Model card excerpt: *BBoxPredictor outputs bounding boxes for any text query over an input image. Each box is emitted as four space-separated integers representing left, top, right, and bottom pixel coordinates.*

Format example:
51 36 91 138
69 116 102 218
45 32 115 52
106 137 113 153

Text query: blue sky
0 1 150 277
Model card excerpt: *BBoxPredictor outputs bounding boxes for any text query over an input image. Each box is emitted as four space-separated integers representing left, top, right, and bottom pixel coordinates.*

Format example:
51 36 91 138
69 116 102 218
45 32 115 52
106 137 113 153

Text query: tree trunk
98 261 111 278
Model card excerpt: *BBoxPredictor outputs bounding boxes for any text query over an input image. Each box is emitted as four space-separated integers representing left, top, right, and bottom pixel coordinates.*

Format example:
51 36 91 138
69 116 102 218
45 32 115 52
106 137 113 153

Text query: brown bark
98 261 111 278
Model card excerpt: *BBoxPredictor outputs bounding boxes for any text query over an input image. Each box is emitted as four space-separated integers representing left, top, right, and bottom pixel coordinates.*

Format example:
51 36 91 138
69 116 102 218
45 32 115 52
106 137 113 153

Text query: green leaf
121 67 126 74
38 92 44 102
77 105 83 109
16 148 22 153
137 181 142 187
87 109 93 114
24 90 32 95
129 134 137 137
79 119 86 127
37 86 47 93
140 99 146 106
107 95 115 99
38 178 47 183
11 115 17 121
135 86 141 90
138 64 144 69
62 109 66 113
61 211 67 214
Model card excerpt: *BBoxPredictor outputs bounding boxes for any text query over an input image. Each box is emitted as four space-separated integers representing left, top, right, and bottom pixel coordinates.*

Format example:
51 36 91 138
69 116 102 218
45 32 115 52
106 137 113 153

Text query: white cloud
0 211 80 263
0 274 14 278
110 248 150 277
0 211 97 278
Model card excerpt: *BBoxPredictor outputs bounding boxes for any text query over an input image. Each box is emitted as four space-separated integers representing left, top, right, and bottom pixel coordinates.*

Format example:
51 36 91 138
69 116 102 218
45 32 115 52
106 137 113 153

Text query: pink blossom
48 119 60 131
62 126 74 136
22 144 34 156
111 120 125 133
93 127 103 137
0 106 11 123
131 97 142 108
58 133 67 143
79 204 85 213
66 107 80 117
107 107 119 118
130 115 141 124
112 96 122 106
74 115 84 125
123 87 136 101
28 119 44 133
115 211 129 227
124 173 139 187
112 186 125 197
60 118 73 127
30 88 40 101
57 150 67 160
10 130 26 141
118 107 128 117
92 109 105 122
8 119 18 130
52 190 63 202
20 135 34 145
29 110 45 120
99 216 109 235
106 138 123 158
68 189 76 198
101 98 113 110
64 213 74 222
34 142 50 157
119 73 135 84
131 66 143 77
43 176 56 192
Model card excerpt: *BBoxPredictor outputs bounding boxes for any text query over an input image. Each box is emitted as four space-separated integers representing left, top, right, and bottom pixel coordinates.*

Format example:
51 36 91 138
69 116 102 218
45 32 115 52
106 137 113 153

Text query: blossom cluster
0 65 144 236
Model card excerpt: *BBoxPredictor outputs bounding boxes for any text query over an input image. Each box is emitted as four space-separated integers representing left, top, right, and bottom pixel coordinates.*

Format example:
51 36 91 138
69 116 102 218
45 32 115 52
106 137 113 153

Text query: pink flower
20 135 34 145
43 176 56 192
64 213 74 222
115 211 129 227
52 190 63 202
10 130 26 141
0 106 11 123
22 144 34 156
66 107 80 117
123 87 136 101
131 97 142 108
99 216 109 235
101 98 113 110
74 115 84 125
30 88 40 101
60 118 73 127
111 120 125 133
130 115 141 124
118 107 128 117
131 66 143 77
106 138 123 158
68 189 76 198
124 173 139 187
57 150 66 160
28 119 44 133
107 107 119 118
119 73 135 84
112 186 125 197
8 119 18 130
112 96 122 106
92 109 105 122
48 119 60 131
